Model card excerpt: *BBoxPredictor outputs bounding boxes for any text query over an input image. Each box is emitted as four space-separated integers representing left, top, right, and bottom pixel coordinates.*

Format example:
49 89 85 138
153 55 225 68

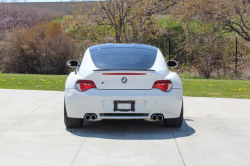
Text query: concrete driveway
0 89 250 166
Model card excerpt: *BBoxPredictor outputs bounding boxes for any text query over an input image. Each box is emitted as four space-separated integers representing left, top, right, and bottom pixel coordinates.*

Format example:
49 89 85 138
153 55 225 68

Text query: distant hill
9 1 170 15
9 2 79 15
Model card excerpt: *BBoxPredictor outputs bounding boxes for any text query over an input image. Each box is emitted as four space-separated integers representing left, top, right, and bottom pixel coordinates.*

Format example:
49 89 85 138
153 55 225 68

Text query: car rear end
65 44 183 123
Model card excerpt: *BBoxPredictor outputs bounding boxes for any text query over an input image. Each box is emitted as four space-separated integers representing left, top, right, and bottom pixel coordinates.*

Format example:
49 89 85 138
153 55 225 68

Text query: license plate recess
113 101 135 112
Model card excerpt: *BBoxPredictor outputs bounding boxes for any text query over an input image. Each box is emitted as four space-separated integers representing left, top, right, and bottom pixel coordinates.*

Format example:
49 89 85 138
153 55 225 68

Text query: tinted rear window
90 48 157 70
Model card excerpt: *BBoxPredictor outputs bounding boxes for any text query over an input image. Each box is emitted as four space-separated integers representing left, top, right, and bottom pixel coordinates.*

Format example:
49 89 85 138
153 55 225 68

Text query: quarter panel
165 72 183 89
151 49 169 77
78 48 98 78
65 72 83 89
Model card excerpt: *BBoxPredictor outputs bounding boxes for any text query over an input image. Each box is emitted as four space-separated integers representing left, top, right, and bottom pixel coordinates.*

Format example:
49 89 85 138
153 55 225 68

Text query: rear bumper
65 88 183 119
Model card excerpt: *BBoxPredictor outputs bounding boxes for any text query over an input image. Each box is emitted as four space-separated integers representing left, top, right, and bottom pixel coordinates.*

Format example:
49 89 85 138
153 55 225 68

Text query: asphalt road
0 89 250 166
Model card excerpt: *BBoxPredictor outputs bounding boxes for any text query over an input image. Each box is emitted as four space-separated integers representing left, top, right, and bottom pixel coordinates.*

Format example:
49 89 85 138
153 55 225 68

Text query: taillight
75 80 96 92
152 80 173 92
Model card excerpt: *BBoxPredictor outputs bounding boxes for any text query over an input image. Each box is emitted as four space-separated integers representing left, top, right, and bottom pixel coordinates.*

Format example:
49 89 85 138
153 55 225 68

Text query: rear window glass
90 48 157 70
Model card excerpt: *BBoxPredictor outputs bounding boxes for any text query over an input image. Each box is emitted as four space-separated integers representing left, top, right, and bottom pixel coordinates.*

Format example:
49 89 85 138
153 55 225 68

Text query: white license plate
117 103 131 109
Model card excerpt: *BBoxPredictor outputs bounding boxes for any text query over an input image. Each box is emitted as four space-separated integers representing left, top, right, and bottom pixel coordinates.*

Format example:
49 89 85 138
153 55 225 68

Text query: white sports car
64 43 183 128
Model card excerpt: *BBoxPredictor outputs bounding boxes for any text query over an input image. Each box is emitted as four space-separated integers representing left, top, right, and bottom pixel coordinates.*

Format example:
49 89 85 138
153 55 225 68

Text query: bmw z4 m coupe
64 43 183 128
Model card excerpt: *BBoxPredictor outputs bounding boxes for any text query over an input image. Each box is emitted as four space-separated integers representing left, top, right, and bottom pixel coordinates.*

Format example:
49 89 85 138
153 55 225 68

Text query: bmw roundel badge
121 77 127 83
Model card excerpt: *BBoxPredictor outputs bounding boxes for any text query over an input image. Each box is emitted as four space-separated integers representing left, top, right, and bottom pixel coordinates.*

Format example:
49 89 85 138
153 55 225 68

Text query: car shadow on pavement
66 119 195 140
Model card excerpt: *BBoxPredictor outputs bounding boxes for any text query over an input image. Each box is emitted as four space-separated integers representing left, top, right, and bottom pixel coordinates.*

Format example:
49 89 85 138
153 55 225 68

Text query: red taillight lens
75 80 96 92
152 80 173 92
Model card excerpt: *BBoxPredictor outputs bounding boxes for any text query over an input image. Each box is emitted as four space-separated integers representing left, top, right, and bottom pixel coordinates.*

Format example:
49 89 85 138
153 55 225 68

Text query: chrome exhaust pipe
85 114 91 120
91 114 97 120
151 115 157 121
158 115 163 121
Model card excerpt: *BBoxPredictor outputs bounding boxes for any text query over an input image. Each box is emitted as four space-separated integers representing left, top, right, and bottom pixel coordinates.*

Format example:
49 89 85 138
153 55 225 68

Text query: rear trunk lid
84 71 163 90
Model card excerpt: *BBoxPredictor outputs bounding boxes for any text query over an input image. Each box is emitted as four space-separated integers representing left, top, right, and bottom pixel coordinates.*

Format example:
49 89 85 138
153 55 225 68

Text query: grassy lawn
0 73 250 99
182 79 250 99
0 73 67 91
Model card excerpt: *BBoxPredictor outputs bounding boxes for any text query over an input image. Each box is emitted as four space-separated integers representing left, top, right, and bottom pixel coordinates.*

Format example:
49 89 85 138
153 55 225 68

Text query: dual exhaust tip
85 114 97 121
151 114 164 121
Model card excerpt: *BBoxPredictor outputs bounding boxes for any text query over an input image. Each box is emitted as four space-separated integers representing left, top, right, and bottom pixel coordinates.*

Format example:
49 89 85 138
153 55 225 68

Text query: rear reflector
76 80 96 92
102 73 146 75
152 80 173 92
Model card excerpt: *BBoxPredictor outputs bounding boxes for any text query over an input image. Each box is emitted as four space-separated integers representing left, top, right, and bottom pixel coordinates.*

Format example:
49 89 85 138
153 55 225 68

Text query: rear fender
65 72 83 89
164 72 182 89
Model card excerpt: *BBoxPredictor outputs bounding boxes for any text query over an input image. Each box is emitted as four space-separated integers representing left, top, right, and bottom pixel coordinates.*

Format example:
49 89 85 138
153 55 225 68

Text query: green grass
0 73 250 99
182 78 250 99
0 73 67 91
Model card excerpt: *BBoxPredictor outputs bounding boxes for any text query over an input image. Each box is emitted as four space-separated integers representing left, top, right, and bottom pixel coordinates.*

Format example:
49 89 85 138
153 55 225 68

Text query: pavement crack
71 128 90 166
171 128 186 166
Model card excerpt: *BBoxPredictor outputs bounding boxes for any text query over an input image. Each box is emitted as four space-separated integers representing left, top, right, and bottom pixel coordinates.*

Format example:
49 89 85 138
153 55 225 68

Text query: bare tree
174 0 250 42
72 0 176 43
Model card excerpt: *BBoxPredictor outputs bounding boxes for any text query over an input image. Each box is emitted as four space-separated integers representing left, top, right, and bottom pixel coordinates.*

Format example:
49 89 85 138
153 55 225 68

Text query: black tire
164 101 183 128
64 101 83 128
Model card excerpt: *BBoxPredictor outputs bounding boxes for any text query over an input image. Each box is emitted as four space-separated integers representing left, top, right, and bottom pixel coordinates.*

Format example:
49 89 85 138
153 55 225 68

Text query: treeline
0 0 250 79
62 0 250 79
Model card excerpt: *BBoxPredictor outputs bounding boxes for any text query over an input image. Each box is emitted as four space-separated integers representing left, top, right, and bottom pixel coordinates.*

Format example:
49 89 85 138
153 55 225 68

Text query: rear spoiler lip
93 69 155 71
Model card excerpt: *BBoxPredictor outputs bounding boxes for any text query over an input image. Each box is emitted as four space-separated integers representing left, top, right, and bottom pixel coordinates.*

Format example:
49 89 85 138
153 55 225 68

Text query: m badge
121 77 127 83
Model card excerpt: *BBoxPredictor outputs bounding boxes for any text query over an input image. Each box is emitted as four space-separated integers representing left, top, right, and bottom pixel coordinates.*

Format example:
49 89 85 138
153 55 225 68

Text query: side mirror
66 60 80 68
167 60 178 68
